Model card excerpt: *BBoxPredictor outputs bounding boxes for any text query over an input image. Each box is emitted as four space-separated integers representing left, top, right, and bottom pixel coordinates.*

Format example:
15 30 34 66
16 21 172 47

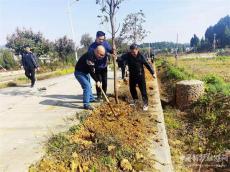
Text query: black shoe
96 96 103 102
84 105 94 110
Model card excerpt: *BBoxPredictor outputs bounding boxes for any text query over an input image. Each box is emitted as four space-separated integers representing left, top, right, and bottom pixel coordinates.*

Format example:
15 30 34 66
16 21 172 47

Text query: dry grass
167 55 230 82
0 67 74 89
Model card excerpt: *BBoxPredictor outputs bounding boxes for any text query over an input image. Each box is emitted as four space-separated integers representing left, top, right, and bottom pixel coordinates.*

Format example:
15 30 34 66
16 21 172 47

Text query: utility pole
175 33 178 66
148 42 151 59
213 33 216 51
67 0 78 61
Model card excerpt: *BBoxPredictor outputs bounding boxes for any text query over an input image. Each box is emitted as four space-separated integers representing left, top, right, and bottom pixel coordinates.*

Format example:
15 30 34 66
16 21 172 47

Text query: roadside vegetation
0 67 74 89
156 54 230 171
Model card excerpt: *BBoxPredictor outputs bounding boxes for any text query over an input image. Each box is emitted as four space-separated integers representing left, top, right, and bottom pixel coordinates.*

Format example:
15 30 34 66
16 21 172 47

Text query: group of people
21 31 156 111
75 31 156 111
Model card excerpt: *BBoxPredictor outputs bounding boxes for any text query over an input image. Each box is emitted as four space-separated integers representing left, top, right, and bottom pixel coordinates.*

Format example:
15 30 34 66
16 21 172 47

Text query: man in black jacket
22 45 39 87
122 44 156 111
116 55 126 80
74 45 104 110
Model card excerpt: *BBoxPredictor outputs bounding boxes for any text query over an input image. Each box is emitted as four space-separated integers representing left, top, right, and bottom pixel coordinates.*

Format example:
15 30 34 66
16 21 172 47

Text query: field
167 55 230 82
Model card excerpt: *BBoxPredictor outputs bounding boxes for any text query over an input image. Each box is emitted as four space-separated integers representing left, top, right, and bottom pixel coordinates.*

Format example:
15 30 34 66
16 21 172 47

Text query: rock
120 159 133 171
133 162 144 171
135 153 144 160
108 145 116 152
176 80 204 110
38 87 47 91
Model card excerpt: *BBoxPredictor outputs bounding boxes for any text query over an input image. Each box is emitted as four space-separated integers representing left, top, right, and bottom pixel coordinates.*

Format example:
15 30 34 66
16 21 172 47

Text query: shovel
99 86 117 117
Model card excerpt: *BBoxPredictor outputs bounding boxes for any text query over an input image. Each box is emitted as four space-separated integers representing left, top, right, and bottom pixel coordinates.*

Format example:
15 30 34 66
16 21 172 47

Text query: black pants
120 66 125 79
129 75 148 105
25 68 35 86
95 68 107 97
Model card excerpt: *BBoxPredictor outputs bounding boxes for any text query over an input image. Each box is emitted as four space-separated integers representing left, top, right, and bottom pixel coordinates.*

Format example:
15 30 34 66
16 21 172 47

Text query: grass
167 55 230 82
0 67 74 89
161 55 230 96
157 54 230 171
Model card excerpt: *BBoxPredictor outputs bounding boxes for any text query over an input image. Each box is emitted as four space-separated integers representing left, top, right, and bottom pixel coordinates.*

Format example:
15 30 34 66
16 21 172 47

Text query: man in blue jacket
88 31 113 101
22 45 39 87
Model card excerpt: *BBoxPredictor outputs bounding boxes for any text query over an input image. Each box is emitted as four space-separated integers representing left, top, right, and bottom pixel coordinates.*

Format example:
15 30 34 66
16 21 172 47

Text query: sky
0 0 229 46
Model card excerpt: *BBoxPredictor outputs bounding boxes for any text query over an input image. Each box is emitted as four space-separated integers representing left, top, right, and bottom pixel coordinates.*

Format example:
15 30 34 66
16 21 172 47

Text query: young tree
96 0 124 103
120 10 148 43
80 33 93 48
190 34 200 52
0 49 18 70
54 36 75 63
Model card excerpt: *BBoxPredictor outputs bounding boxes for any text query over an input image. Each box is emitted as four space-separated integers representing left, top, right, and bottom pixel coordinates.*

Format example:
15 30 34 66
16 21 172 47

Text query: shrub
167 64 194 80
203 74 230 95
0 49 18 70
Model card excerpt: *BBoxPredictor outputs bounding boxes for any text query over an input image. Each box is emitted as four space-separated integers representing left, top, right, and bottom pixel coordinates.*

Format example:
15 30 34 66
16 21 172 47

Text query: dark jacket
122 52 154 79
88 41 112 69
116 54 125 68
75 52 99 82
22 52 38 69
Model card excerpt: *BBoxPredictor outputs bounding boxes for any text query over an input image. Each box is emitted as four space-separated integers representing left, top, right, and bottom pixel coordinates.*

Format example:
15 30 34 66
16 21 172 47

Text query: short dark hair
24 45 30 49
96 31 105 37
130 44 139 50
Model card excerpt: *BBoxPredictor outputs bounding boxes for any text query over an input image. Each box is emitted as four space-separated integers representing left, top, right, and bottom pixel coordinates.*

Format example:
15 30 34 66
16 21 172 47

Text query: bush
0 49 18 70
203 74 230 95
189 92 230 154
167 64 194 80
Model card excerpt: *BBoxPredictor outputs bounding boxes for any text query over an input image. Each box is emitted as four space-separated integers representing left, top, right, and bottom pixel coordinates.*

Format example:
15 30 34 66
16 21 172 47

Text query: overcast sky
0 0 229 46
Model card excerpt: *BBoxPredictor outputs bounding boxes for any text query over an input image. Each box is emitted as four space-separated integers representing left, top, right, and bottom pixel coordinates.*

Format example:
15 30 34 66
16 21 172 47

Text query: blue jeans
74 71 95 107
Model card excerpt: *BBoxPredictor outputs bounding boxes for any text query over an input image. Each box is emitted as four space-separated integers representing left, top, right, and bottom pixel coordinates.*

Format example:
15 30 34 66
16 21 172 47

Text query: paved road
0 72 114 172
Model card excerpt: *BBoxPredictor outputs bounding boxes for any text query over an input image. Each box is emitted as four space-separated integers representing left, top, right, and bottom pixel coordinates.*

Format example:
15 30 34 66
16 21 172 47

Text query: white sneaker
143 104 148 111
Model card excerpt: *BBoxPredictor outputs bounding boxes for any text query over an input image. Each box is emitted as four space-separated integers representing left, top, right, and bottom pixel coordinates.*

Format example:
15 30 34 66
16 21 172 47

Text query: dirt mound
29 70 157 172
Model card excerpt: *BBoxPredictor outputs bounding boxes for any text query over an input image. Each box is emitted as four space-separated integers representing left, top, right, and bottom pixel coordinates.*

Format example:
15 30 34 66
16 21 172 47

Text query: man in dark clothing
88 31 113 101
122 44 156 111
116 55 126 80
74 45 104 110
150 50 155 63
21 45 39 87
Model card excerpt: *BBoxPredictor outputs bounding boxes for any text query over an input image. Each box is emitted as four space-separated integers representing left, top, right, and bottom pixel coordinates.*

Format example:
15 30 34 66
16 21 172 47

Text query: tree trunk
109 4 119 104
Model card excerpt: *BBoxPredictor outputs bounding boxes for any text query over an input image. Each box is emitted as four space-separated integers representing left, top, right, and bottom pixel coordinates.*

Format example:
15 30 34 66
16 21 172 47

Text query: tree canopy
120 10 148 43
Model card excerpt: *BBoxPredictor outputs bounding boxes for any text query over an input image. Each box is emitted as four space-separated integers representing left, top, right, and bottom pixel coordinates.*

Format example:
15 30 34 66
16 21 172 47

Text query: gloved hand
96 81 102 88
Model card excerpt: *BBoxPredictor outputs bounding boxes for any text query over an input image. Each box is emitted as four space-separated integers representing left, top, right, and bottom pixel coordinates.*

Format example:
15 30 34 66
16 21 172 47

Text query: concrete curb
150 65 174 172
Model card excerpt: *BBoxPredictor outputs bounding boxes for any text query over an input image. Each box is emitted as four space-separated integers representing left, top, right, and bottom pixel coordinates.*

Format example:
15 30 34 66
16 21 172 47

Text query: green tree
190 34 200 51
205 15 230 48
54 36 75 63
0 49 18 70
6 28 51 56
80 33 93 48
120 10 148 43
